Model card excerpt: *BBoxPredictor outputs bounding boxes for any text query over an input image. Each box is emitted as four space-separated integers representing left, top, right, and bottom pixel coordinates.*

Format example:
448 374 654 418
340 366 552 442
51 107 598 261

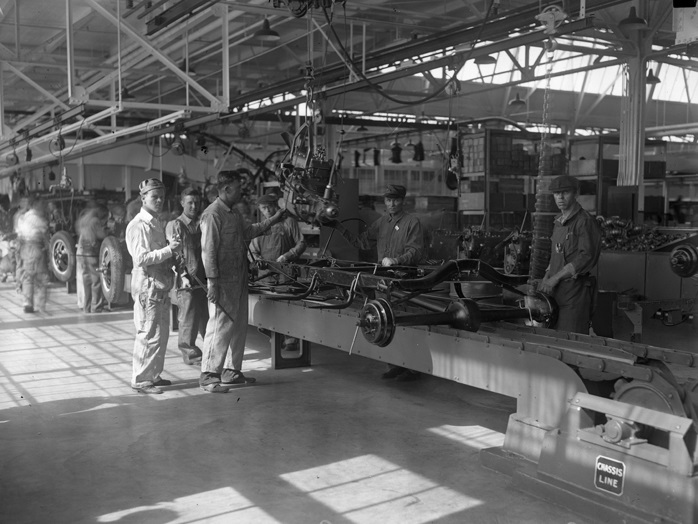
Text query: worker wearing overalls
167 187 208 365
249 191 306 350
539 175 602 334
248 192 306 279
199 171 286 392
366 184 425 381
125 178 182 394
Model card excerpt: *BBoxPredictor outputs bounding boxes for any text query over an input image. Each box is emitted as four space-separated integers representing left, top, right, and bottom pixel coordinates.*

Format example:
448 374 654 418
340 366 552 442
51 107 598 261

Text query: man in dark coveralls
366 184 425 381
538 175 602 334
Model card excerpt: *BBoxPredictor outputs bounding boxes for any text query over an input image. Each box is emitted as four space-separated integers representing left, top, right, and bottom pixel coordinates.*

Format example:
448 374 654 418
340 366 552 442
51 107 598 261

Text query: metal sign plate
594 455 625 496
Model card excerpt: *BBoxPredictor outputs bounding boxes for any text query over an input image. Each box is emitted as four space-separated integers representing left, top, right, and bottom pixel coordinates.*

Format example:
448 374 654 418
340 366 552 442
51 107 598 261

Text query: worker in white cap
125 178 182 394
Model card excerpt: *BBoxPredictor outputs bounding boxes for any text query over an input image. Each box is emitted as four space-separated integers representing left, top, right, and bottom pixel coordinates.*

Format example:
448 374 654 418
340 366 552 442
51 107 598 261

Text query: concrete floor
2 279 695 524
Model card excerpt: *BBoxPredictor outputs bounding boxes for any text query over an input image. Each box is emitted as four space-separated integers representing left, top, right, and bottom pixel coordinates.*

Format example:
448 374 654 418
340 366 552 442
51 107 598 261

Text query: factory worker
538 175 602 334
249 191 306 351
125 178 182 394
167 187 208 365
76 203 109 313
365 184 425 381
249 192 306 276
16 198 50 314
199 170 286 393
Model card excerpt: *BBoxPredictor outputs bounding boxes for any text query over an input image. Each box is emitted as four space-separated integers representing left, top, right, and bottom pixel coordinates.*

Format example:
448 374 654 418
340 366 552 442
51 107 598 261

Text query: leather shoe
132 385 163 394
381 367 405 379
153 378 172 386
221 370 257 385
200 383 230 393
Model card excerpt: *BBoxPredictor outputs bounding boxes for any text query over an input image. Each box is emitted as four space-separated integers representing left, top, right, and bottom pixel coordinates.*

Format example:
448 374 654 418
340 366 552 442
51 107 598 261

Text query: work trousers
553 276 595 334
201 284 248 379
131 291 170 388
78 251 106 313
176 287 208 361
20 244 48 311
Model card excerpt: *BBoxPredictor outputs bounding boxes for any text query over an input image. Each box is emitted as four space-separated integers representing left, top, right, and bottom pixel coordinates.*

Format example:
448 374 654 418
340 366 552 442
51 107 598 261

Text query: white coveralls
199 198 275 383
125 208 175 388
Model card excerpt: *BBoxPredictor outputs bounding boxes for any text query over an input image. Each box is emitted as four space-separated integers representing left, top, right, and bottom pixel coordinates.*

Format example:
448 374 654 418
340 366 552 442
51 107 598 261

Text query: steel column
65 0 76 102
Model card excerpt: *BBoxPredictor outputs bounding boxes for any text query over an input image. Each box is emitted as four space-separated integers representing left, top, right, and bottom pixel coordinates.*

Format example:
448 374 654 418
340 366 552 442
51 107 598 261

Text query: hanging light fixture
508 93 527 108
121 87 135 99
356 124 368 132
646 68 661 85
618 6 648 32
254 18 280 42
474 54 497 65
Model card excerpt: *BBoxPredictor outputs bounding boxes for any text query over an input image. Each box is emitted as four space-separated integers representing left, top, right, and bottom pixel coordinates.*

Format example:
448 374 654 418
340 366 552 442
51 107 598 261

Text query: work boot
221 369 257 385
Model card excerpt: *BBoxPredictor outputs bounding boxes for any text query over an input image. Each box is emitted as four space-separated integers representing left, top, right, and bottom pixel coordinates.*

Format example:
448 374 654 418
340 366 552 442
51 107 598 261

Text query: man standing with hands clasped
537 175 602 334
199 170 287 393
167 187 208 365
126 178 182 394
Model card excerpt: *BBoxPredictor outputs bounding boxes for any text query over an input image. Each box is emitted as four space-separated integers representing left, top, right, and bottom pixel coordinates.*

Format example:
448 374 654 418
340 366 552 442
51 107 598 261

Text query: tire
99 236 127 305
49 231 76 282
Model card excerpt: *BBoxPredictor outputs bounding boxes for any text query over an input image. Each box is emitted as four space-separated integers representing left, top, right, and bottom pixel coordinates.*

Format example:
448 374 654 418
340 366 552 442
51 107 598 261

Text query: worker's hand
169 235 182 253
381 257 398 267
527 279 540 296
538 275 557 295
271 208 287 224
276 254 287 263
180 275 191 289
207 279 219 304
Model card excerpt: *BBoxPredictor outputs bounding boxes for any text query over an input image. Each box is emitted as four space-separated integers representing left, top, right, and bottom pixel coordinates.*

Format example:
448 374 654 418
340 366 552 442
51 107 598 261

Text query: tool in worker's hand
188 272 236 324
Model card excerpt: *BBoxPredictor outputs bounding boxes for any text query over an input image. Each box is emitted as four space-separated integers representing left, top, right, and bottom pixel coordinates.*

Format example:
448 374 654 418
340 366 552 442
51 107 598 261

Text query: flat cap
383 184 407 198
139 178 165 195
549 175 579 193
257 193 280 205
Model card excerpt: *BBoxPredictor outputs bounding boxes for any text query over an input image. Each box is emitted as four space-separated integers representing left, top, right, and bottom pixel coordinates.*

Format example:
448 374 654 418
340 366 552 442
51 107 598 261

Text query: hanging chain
537 37 555 177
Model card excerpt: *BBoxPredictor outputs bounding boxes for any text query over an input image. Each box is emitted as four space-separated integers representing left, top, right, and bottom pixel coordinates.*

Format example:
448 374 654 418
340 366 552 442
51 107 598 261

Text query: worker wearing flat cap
249 192 306 351
365 184 425 381
364 184 425 268
249 192 306 272
538 174 602 334
166 187 208 366
125 178 182 394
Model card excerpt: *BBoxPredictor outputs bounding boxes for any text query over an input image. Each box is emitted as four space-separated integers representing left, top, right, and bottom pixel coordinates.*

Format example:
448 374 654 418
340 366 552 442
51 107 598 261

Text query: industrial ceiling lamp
646 68 661 85
254 18 280 42
474 54 497 65
121 87 135 99
356 124 368 132
618 6 648 32
508 93 527 108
